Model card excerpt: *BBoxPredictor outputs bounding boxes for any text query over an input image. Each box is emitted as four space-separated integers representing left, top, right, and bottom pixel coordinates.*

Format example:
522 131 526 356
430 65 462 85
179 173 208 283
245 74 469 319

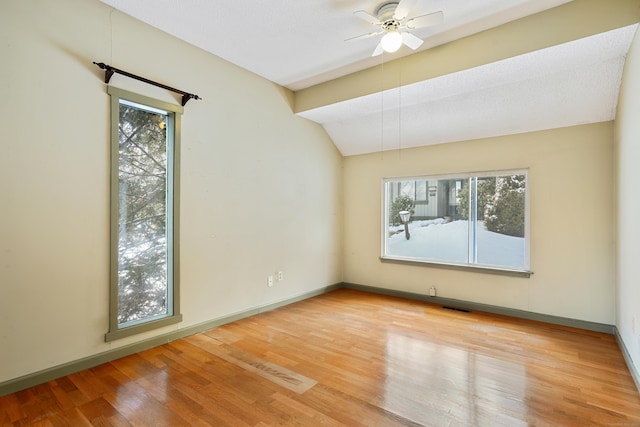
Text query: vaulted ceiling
100 0 639 156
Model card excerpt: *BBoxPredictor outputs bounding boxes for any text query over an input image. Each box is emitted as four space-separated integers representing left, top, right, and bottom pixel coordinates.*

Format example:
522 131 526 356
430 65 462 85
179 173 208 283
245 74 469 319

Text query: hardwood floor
2 289 639 426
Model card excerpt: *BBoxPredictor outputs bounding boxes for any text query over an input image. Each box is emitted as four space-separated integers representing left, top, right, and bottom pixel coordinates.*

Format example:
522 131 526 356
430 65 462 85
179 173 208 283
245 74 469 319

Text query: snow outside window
382 170 529 273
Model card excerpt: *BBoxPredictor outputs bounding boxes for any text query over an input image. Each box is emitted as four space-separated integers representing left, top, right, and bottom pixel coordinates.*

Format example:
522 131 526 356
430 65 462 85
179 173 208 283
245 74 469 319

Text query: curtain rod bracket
105 68 115 84
93 61 202 106
181 94 195 106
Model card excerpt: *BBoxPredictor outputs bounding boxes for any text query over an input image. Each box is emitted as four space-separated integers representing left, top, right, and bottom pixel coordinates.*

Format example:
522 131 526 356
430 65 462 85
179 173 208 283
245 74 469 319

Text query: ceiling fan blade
401 32 424 50
393 0 417 21
353 10 380 25
405 11 444 29
345 31 382 42
372 42 384 57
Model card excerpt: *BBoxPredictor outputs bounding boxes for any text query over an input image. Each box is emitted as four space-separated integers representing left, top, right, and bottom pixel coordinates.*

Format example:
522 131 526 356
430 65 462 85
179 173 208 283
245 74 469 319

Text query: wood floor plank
1 288 639 426
185 335 317 394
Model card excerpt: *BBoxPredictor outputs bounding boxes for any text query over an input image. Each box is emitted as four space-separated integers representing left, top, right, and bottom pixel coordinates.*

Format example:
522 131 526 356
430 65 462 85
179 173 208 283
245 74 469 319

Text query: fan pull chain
398 71 402 158
380 54 385 160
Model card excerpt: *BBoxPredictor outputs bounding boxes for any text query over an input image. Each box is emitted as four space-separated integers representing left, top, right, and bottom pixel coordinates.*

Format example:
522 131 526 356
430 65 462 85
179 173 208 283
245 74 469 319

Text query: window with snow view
383 170 529 273
106 87 182 342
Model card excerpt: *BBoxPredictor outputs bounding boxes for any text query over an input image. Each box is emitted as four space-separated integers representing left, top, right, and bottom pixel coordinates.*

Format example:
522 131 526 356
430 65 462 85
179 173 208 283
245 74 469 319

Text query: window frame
105 87 183 342
381 169 532 277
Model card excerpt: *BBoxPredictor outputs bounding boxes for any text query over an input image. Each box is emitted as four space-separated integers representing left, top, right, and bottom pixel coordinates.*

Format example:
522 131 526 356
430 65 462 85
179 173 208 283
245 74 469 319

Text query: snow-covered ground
386 219 525 268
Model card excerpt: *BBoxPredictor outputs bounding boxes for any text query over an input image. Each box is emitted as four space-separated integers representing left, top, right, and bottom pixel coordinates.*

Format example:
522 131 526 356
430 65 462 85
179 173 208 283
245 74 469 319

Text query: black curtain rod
93 62 202 106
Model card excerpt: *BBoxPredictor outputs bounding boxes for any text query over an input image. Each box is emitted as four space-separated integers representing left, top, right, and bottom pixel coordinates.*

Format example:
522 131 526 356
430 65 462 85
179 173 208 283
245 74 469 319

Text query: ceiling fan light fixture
381 30 403 53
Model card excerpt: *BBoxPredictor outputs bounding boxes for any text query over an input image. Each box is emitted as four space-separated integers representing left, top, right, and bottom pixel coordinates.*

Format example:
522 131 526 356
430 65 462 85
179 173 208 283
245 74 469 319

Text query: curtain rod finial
93 61 115 83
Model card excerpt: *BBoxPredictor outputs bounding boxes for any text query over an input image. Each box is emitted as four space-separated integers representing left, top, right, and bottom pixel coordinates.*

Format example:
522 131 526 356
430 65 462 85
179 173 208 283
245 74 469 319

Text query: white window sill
380 256 533 278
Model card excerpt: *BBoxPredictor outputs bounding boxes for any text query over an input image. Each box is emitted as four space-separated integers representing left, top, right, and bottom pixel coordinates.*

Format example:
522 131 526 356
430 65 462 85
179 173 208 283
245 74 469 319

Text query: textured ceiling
299 24 638 156
99 0 638 156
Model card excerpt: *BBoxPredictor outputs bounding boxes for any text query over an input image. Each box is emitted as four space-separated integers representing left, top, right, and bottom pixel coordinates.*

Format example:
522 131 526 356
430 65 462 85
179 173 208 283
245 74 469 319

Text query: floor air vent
442 306 471 313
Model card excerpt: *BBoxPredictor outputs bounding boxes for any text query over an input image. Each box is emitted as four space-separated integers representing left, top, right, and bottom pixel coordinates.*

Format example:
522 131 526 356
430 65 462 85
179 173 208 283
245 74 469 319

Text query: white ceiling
99 0 638 156
300 24 638 155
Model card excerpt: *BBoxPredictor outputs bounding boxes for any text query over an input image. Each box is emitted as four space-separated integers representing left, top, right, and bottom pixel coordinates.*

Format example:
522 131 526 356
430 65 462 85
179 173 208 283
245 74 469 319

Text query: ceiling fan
347 0 444 56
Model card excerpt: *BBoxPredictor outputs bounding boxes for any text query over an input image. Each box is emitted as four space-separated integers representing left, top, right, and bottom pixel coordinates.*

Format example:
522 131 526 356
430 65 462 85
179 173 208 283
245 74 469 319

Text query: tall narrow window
106 87 182 341
383 170 530 274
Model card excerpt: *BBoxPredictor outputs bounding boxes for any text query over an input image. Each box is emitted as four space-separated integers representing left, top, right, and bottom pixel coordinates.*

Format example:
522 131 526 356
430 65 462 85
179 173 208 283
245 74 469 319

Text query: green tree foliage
456 179 494 220
389 195 415 226
456 181 469 220
456 175 525 237
485 175 525 237
117 104 169 324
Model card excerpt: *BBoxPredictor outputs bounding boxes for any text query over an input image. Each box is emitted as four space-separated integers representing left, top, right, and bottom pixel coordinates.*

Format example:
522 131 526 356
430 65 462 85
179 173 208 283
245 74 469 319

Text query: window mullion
466 178 473 264
471 177 478 264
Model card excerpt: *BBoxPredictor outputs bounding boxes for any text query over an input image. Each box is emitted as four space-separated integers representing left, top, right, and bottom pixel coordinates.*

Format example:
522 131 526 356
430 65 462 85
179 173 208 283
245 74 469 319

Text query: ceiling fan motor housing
376 1 401 32
381 20 400 32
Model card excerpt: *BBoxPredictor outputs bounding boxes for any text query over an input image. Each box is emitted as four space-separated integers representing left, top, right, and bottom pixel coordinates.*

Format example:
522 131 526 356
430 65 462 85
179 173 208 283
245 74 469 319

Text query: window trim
381 169 532 277
105 87 183 342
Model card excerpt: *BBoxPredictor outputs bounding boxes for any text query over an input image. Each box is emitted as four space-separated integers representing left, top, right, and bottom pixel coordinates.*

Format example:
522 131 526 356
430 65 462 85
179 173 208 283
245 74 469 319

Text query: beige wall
343 123 615 324
615 26 640 378
0 0 342 383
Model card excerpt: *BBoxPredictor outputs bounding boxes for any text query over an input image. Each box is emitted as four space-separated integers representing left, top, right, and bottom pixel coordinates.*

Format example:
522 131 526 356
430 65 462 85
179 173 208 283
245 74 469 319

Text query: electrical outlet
267 275 274 287
277 271 284 281
429 286 437 297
